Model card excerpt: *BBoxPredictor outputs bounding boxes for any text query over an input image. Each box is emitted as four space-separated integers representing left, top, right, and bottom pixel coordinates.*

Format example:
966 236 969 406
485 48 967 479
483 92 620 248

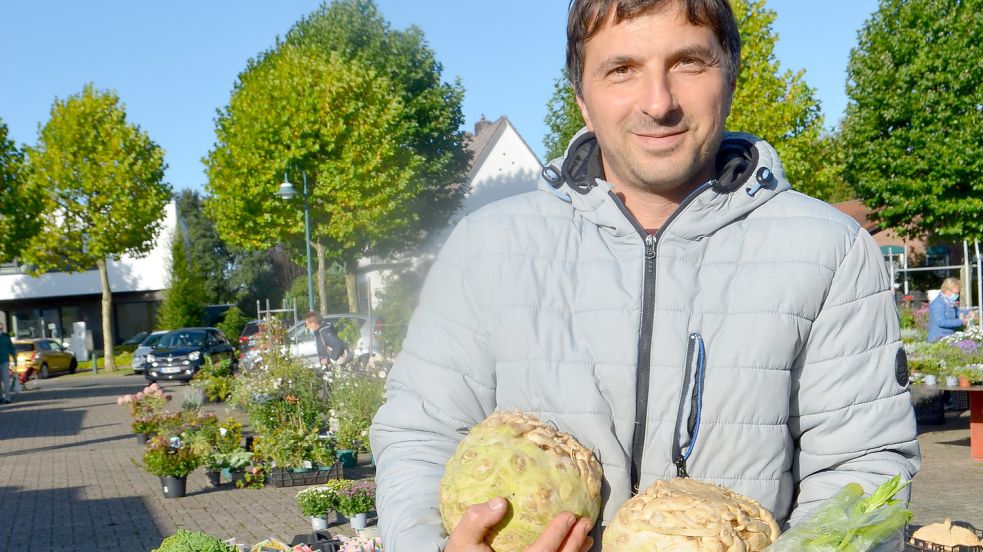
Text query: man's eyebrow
593 55 637 76
672 45 720 63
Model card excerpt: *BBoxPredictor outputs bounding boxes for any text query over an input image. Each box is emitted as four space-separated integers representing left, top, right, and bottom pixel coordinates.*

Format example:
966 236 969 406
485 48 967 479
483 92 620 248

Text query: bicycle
9 365 39 392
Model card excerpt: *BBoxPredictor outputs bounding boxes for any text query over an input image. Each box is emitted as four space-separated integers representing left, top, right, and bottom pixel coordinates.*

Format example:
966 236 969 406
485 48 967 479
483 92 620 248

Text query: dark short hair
303 310 321 323
566 0 741 95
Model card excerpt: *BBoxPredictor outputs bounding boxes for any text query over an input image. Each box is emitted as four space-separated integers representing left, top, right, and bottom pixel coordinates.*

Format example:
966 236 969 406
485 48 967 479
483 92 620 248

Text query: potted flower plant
141 435 202 498
117 383 172 443
335 480 375 531
295 485 339 531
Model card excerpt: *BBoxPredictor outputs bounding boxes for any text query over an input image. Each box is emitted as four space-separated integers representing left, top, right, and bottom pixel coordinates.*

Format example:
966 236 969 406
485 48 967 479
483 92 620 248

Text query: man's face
305 319 317 332
576 3 733 197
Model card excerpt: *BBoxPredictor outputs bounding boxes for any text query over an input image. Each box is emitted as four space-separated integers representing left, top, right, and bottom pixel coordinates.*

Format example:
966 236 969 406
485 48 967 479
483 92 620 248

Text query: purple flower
955 339 979 353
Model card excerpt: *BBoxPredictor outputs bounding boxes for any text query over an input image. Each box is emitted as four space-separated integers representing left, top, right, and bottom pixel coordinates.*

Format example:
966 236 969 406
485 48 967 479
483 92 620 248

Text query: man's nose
639 72 677 121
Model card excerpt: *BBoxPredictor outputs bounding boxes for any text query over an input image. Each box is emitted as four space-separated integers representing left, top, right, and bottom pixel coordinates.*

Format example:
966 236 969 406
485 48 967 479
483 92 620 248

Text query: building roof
833 199 879 234
463 115 542 183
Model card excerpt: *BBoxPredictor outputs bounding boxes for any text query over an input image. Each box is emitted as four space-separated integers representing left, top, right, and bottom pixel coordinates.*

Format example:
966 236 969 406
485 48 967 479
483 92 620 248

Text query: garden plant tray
905 522 983 552
267 463 343 488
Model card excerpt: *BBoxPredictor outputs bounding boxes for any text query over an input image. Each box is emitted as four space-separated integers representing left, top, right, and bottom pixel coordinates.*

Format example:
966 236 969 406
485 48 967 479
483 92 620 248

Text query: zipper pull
644 234 657 259
674 458 689 478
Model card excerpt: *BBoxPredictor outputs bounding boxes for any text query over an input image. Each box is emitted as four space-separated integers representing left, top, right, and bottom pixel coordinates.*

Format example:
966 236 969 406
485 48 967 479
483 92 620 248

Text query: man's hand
446 497 594 552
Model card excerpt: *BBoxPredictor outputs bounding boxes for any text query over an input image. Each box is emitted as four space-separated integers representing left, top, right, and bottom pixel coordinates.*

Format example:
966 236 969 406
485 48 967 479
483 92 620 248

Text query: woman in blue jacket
927 277 975 342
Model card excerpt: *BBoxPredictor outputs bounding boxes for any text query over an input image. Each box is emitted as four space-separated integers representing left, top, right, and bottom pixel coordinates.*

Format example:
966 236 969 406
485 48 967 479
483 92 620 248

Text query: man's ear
575 92 595 132
722 80 736 118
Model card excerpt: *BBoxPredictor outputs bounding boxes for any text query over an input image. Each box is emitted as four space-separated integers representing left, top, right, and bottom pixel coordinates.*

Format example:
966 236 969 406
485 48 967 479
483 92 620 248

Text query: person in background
303 311 353 366
927 277 975 342
0 321 16 404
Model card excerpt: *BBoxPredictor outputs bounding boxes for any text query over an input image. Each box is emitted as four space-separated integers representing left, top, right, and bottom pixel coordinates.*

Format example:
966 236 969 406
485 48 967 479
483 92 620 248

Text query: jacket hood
538 129 791 240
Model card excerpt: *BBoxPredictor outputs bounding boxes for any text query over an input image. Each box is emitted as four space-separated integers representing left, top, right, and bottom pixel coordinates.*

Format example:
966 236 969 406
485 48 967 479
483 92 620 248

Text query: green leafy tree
156 232 207 330
226 247 299 317
543 0 852 203
284 271 348 315
216 305 249 344
374 266 428 356
176 190 231 305
544 76 586 162
0 118 41 262
206 0 469 314
841 0 983 240
22 85 170 369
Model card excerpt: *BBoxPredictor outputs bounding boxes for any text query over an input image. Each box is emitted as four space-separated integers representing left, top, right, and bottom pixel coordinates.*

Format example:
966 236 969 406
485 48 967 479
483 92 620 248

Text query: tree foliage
176 190 231 305
23 84 170 369
0 118 41 262
216 305 249 344
374 266 428 356
226 246 300 316
842 0 983 240
542 0 852 202
206 0 469 312
284 272 348 315
156 231 207 330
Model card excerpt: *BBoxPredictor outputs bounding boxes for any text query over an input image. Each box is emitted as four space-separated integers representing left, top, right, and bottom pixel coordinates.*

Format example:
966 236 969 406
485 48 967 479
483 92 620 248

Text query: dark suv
144 328 236 383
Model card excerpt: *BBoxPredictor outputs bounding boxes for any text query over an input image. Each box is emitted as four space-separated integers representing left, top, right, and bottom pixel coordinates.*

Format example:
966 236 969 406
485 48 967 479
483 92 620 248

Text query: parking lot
0 372 979 552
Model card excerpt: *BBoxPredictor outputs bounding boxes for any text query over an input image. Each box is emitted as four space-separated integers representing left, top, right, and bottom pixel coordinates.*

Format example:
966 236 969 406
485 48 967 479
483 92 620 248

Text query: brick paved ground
0 374 368 552
0 374 979 552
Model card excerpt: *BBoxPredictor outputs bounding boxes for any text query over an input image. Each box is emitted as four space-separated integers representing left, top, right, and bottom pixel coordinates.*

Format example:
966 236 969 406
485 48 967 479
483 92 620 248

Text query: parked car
13 338 78 379
285 313 383 367
144 328 236 383
131 330 170 374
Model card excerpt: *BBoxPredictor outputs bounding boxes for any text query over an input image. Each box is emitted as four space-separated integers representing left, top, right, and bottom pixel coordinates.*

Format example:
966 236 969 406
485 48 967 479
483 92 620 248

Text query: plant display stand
268 463 342 488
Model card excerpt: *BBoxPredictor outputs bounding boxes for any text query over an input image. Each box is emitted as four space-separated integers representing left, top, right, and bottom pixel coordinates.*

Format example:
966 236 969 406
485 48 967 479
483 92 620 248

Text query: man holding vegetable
371 0 921 550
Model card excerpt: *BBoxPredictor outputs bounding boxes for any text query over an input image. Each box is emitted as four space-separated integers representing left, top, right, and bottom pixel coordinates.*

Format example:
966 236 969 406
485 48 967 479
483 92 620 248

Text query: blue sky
0 1 877 191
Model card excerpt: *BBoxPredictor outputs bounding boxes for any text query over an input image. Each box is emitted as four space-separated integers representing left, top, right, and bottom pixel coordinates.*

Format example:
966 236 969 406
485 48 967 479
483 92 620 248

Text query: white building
0 202 177 345
355 115 543 311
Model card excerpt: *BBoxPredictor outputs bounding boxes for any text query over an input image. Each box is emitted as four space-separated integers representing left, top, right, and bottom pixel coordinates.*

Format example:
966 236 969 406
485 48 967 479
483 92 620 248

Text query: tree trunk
314 240 329 315
345 259 359 314
96 258 116 371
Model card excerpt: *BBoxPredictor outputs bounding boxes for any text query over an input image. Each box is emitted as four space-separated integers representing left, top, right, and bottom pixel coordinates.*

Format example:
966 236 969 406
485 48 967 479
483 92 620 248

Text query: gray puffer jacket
370 132 920 551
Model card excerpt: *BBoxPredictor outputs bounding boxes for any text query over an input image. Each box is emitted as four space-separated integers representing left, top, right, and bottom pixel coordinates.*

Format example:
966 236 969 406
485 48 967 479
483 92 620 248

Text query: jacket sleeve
929 299 963 330
787 228 920 527
369 217 496 551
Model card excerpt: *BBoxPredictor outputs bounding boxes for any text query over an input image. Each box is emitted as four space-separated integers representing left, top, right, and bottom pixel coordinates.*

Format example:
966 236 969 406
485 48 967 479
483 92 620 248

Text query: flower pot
923 374 938 386
205 470 222 487
160 476 187 498
228 469 245 485
136 433 149 446
311 515 330 531
958 376 972 388
350 512 368 531
945 375 959 387
336 449 358 468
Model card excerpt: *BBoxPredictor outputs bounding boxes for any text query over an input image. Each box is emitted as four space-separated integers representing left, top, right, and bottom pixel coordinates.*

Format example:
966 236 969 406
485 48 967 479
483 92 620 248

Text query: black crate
267 463 343 488
906 522 983 552
289 530 341 552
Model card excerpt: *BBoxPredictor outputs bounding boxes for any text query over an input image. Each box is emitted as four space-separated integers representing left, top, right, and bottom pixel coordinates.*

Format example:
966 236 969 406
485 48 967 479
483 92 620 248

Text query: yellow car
13 338 78 379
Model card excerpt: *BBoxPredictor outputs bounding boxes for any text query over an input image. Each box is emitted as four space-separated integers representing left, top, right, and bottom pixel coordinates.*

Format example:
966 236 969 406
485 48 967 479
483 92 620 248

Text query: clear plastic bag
767 482 909 552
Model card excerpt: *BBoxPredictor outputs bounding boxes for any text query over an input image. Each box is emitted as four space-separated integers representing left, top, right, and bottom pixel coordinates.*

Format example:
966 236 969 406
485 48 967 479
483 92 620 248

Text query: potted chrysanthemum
335 480 376 531
296 485 339 531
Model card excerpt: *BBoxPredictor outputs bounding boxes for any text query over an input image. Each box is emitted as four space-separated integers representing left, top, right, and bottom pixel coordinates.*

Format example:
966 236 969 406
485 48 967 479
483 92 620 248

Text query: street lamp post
276 170 316 313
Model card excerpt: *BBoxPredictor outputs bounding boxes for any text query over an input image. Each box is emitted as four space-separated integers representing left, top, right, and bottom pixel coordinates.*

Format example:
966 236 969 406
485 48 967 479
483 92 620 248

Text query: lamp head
276 180 297 200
